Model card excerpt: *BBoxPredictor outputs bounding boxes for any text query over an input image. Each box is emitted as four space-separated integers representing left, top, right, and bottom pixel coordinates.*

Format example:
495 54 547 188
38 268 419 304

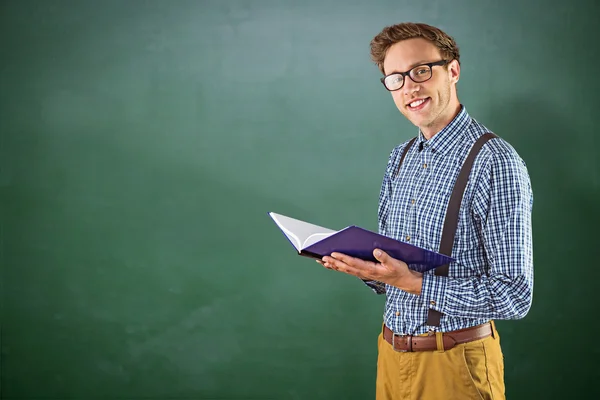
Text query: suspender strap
426 132 498 327
394 137 417 179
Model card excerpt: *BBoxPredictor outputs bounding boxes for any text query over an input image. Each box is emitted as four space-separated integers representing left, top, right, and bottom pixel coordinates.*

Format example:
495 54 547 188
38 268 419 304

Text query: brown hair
370 22 460 75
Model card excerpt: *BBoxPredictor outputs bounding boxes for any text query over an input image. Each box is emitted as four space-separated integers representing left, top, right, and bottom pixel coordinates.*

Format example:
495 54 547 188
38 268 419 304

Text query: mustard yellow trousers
376 321 505 400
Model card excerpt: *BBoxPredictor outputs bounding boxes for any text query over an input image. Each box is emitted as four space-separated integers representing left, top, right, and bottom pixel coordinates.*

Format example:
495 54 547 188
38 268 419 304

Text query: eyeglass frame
380 59 450 91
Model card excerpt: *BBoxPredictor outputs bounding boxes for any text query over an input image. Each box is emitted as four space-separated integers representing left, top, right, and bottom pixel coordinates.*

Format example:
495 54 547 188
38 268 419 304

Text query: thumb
373 249 389 263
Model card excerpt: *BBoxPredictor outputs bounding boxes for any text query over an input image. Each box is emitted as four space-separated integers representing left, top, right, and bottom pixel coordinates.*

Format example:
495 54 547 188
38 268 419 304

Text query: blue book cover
269 212 454 273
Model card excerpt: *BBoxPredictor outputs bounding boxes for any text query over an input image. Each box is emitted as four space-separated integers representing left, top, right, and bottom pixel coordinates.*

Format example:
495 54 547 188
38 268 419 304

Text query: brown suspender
394 137 417 179
394 133 498 327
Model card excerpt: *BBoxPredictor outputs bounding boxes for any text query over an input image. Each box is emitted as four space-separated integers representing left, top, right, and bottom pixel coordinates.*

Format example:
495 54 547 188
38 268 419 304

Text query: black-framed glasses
380 60 449 91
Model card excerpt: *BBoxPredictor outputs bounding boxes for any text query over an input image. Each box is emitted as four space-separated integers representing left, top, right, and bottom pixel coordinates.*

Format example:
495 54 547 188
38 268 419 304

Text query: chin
406 115 429 128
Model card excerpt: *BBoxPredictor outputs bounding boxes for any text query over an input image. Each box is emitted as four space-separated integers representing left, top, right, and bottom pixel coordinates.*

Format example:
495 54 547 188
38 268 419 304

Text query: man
318 22 534 399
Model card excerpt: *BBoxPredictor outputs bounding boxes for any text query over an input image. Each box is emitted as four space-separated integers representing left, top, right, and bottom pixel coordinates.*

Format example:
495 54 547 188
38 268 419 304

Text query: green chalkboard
1 0 598 399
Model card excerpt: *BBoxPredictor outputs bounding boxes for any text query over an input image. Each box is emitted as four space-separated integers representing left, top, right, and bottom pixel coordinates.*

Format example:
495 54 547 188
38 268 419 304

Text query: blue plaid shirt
365 106 534 335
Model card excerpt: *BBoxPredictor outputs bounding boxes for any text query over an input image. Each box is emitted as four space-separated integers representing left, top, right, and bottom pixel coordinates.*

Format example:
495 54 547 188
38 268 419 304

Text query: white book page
269 212 337 251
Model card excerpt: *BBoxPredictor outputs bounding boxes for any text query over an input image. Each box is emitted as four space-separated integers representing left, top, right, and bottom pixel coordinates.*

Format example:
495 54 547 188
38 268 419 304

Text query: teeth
410 98 426 108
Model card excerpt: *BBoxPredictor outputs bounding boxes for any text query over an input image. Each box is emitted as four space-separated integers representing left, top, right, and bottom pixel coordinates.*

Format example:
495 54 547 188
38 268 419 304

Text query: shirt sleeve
420 147 534 320
362 279 387 294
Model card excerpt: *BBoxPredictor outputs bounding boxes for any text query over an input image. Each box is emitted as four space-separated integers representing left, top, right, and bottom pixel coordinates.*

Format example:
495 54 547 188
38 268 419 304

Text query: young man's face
382 38 460 138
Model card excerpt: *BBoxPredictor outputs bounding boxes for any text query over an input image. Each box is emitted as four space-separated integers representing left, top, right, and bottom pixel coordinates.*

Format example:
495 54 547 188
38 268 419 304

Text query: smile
407 97 430 111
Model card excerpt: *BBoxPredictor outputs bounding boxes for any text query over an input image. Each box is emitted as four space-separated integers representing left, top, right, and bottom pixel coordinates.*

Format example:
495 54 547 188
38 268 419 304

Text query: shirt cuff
420 273 447 312
362 279 386 295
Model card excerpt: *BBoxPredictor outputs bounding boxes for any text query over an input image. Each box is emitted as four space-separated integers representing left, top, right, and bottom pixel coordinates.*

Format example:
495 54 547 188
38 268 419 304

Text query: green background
1 0 598 399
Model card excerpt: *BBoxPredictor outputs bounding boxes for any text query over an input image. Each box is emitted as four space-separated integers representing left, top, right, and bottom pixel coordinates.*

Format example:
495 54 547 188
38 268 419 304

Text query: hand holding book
318 248 424 295
269 212 455 274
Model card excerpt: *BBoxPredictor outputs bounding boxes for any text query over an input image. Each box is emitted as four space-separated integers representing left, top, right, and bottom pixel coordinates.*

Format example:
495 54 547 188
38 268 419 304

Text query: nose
403 78 420 96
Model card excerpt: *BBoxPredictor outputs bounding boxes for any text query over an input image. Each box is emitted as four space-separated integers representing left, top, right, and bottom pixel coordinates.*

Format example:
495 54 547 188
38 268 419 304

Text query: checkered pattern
364 106 534 335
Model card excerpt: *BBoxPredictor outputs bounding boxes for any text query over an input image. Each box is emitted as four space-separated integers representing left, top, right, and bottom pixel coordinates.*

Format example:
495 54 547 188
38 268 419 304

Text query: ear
448 59 460 84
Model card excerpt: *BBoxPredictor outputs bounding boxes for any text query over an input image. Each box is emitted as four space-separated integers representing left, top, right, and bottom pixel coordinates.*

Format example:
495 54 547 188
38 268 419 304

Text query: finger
330 252 374 269
321 257 345 272
330 252 356 264
321 256 336 265
322 257 349 271
332 253 380 273
326 254 379 277
373 249 410 269
373 249 389 264
325 258 372 279
337 263 369 279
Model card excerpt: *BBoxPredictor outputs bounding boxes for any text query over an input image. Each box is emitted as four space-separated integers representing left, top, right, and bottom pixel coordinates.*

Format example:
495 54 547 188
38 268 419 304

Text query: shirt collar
416 105 472 156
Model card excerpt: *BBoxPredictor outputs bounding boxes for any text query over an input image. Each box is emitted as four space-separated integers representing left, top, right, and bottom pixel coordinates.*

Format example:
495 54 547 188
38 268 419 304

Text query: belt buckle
392 332 412 352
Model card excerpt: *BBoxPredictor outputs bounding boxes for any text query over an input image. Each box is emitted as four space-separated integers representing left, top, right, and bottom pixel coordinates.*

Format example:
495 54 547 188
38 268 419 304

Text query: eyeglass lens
384 65 432 91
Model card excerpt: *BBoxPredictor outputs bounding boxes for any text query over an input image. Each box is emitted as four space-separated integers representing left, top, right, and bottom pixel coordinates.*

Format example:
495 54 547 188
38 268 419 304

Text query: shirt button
411 199 415 204
423 163 427 168
406 236 410 241
395 311 400 316
430 300 436 306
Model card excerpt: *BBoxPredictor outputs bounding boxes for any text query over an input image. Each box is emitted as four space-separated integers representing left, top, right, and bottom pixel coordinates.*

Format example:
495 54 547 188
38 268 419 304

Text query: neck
420 100 462 140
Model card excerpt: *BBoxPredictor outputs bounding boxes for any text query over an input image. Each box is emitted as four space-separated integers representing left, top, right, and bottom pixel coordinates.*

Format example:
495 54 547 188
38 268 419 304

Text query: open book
269 212 454 273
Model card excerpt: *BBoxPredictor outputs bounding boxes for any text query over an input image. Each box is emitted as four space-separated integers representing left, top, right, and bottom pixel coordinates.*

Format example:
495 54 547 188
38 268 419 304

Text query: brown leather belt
383 322 492 352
